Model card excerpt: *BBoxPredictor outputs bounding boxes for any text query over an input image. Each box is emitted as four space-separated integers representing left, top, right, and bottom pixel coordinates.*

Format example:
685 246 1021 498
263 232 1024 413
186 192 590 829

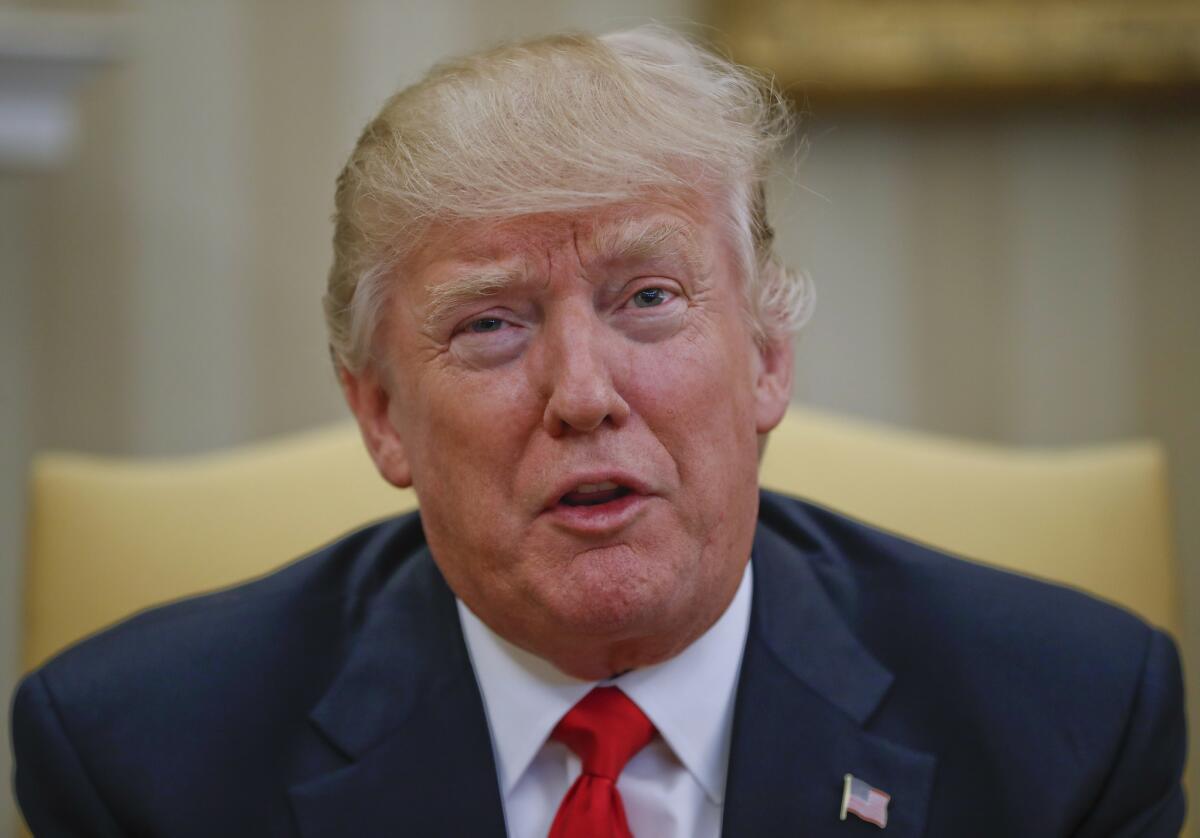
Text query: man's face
343 196 793 678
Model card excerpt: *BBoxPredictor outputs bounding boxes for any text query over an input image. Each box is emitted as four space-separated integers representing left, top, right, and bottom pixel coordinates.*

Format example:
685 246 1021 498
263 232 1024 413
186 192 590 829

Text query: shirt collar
458 561 753 806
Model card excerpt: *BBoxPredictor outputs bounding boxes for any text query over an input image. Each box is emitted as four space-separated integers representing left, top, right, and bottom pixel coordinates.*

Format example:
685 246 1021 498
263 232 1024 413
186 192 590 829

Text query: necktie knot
548 687 656 838
551 686 655 781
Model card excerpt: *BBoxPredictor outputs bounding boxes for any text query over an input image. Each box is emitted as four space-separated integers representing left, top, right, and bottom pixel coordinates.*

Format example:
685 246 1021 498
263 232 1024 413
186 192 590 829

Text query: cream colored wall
3 0 1197 833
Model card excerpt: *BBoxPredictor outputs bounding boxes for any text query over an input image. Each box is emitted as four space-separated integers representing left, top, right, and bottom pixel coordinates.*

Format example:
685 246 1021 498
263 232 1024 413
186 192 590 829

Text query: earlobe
338 365 414 489
753 334 794 434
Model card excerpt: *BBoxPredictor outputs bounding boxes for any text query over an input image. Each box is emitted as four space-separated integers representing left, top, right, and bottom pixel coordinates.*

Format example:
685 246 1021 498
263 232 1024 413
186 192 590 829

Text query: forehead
405 199 722 275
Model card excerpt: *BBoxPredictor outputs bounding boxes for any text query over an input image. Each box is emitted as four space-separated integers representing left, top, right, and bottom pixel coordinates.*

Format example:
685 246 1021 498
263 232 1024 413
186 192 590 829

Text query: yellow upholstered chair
22 407 1180 670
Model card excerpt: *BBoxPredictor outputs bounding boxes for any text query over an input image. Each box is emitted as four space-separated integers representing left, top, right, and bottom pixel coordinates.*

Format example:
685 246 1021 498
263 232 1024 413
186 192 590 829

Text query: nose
539 309 631 437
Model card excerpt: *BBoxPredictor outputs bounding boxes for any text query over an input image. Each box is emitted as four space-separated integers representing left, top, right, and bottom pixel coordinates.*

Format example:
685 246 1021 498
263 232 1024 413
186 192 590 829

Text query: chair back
23 408 1179 669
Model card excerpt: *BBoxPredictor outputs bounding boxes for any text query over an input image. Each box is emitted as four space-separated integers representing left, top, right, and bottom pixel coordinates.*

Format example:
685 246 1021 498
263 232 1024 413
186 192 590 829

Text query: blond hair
325 25 813 372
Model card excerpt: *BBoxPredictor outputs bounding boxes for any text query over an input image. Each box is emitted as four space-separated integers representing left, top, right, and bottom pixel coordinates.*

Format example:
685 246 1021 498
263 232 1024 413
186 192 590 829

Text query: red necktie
548 686 656 838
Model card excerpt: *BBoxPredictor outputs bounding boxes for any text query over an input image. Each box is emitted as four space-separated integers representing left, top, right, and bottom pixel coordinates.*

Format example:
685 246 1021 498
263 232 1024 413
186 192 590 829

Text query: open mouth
558 481 635 508
546 476 649 532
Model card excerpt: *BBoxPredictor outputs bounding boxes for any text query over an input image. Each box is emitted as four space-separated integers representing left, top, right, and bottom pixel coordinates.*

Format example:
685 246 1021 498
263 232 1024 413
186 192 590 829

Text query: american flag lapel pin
840 773 890 828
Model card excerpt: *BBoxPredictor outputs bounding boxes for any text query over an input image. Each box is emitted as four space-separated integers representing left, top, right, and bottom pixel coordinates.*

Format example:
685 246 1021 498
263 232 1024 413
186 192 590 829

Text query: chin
539 546 693 640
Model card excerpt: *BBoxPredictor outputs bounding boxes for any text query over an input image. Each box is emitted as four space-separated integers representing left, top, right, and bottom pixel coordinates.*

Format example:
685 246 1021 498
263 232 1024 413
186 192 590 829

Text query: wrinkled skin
341 195 793 679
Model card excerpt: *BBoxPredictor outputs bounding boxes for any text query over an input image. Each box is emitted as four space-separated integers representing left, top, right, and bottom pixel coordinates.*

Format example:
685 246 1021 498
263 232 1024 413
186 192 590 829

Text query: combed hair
325 25 814 373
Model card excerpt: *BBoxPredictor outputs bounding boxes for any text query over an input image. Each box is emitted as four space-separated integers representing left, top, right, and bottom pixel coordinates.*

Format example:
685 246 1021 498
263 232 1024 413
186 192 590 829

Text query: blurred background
2 0 1197 833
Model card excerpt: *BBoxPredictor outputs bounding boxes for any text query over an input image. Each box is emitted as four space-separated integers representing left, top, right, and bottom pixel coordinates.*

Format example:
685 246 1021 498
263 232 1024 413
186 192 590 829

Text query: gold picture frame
709 0 1200 103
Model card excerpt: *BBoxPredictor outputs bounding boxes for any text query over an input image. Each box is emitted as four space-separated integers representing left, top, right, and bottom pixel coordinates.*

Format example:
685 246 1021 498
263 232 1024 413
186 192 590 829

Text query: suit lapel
722 517 937 837
288 549 507 838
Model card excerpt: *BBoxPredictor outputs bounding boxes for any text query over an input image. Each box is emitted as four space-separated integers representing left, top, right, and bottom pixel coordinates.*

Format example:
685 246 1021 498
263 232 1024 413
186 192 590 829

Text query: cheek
624 318 759 438
622 324 762 506
402 375 537 601
399 366 540 529
411 364 535 454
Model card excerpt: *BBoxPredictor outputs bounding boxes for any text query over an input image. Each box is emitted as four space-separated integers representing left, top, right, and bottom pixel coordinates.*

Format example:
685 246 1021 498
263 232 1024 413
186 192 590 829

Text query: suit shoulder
25 512 427 714
757 489 1164 689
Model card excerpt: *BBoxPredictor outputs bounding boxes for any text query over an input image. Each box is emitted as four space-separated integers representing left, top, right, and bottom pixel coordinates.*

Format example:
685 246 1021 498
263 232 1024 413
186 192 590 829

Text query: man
12 26 1186 837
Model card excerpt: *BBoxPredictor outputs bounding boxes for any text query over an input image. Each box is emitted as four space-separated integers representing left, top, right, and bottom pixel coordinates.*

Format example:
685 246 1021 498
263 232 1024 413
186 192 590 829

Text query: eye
632 287 670 308
451 312 527 367
467 317 506 333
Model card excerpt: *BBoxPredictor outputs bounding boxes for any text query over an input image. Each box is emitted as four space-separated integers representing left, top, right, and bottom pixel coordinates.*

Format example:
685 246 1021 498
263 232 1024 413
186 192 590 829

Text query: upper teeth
574 481 619 494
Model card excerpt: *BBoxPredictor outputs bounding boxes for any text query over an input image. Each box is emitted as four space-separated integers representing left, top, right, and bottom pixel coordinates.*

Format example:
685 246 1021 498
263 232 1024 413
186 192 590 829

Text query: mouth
543 475 652 534
558 481 635 508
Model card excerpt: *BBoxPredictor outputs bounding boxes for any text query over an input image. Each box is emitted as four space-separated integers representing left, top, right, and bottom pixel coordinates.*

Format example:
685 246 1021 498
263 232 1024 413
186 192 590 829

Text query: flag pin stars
841 773 890 829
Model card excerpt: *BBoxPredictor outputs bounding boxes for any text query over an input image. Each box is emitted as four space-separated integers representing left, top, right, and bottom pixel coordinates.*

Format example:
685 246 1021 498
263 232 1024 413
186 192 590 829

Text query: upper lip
542 470 653 510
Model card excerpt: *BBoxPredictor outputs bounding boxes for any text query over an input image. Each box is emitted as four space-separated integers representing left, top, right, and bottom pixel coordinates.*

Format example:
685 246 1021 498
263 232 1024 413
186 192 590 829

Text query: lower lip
543 492 651 534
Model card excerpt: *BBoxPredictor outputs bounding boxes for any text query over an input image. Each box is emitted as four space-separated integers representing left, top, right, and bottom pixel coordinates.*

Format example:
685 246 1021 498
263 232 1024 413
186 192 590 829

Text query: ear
753 333 794 434
338 364 414 489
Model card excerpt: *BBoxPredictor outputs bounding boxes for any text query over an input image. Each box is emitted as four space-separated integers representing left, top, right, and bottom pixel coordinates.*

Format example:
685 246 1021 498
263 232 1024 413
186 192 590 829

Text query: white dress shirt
457 561 752 838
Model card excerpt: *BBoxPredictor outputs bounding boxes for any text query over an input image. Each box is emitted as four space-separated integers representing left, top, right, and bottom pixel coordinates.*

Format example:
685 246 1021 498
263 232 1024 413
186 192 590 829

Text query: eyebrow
422 264 525 332
589 217 705 274
420 218 706 331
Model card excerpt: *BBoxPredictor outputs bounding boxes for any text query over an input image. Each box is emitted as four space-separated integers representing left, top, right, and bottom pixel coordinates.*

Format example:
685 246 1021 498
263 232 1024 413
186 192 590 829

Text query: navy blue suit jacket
12 492 1187 836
